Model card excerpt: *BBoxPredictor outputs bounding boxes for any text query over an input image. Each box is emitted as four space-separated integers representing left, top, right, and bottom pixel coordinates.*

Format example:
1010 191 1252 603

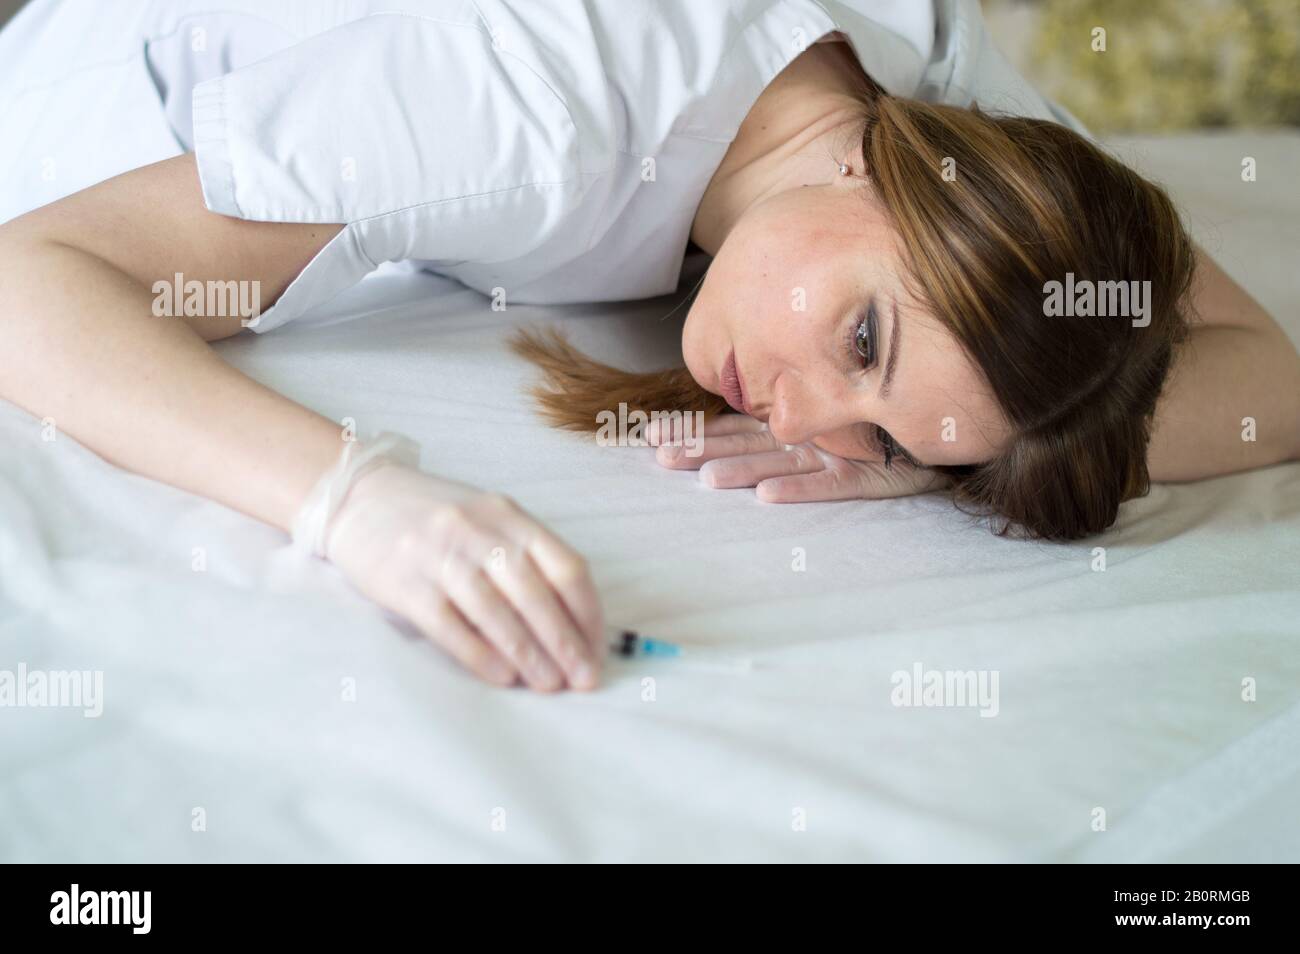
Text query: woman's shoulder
566 0 932 148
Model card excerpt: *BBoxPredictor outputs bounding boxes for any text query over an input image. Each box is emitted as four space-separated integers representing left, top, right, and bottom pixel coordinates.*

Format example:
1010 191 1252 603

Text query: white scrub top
0 0 1091 334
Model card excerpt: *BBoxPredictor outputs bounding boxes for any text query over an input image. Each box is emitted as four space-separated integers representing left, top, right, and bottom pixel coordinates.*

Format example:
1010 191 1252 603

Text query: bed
1 130 1297 862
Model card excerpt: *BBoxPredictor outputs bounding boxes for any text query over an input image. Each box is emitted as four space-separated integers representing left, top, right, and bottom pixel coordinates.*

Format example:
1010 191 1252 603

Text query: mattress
1 130 1297 862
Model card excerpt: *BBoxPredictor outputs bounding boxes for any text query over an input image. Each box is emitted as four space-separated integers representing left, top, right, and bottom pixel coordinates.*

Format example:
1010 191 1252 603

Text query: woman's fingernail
520 646 555 686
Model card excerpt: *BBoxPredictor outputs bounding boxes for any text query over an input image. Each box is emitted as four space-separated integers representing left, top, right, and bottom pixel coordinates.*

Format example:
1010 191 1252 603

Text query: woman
1 0 1296 693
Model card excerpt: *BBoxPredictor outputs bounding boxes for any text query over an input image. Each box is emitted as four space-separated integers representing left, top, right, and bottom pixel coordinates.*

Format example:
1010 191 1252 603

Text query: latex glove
647 413 948 501
305 450 605 692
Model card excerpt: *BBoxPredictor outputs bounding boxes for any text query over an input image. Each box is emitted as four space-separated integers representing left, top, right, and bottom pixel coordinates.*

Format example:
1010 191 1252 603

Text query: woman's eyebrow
880 299 924 465
881 297 902 398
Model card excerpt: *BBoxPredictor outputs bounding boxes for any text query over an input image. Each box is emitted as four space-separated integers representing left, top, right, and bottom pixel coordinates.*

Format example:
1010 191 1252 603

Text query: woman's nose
766 372 858 445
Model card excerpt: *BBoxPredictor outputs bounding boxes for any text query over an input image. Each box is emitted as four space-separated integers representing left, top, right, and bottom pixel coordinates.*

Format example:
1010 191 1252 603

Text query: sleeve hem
191 76 242 217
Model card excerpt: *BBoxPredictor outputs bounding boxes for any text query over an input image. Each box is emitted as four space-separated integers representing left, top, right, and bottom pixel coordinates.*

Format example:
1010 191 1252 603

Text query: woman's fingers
527 530 606 666
645 412 765 445
756 467 871 502
487 543 601 691
702 413 768 437
443 565 562 692
656 428 782 470
406 587 518 687
698 445 825 488
757 459 948 502
453 494 601 690
323 464 608 692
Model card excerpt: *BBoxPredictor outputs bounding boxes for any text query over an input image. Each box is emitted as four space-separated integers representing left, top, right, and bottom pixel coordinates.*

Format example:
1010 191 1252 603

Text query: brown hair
512 83 1197 541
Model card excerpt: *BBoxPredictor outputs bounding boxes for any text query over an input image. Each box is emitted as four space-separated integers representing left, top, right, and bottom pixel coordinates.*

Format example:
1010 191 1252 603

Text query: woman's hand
647 413 947 501
323 464 605 692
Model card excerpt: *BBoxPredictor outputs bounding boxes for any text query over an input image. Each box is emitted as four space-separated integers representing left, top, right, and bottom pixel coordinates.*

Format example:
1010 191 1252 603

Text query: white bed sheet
1 131 1297 862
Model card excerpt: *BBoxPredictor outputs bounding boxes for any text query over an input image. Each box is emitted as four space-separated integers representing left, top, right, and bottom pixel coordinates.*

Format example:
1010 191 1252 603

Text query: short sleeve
190 12 588 332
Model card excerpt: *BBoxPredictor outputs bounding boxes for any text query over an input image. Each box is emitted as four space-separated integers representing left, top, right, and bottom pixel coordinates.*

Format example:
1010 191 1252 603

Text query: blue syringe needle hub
609 628 682 659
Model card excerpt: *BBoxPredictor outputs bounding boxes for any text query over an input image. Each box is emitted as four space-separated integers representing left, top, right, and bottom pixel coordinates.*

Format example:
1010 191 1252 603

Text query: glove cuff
290 431 420 558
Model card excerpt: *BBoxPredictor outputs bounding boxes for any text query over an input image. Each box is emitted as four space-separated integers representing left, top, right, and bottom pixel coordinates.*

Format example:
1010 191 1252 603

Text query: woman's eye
871 424 920 470
872 424 897 468
852 304 878 369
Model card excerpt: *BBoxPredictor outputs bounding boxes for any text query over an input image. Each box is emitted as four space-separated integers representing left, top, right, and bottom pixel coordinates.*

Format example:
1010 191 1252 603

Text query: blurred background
1 0 1295 131
983 0 1298 131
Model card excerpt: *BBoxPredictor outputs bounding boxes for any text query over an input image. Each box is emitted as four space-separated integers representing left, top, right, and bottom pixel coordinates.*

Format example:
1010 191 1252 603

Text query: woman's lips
720 349 750 415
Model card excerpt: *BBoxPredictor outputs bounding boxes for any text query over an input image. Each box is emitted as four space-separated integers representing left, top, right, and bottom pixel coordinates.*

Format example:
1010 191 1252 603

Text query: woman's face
682 177 1011 467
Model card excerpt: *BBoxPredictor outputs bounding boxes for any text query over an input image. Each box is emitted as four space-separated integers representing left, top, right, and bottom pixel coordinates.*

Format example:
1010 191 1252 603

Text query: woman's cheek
681 302 720 389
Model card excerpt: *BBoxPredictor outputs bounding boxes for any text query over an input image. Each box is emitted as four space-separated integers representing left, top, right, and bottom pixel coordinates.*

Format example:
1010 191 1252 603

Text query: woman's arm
0 154 345 529
0 155 605 690
1147 247 1300 481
